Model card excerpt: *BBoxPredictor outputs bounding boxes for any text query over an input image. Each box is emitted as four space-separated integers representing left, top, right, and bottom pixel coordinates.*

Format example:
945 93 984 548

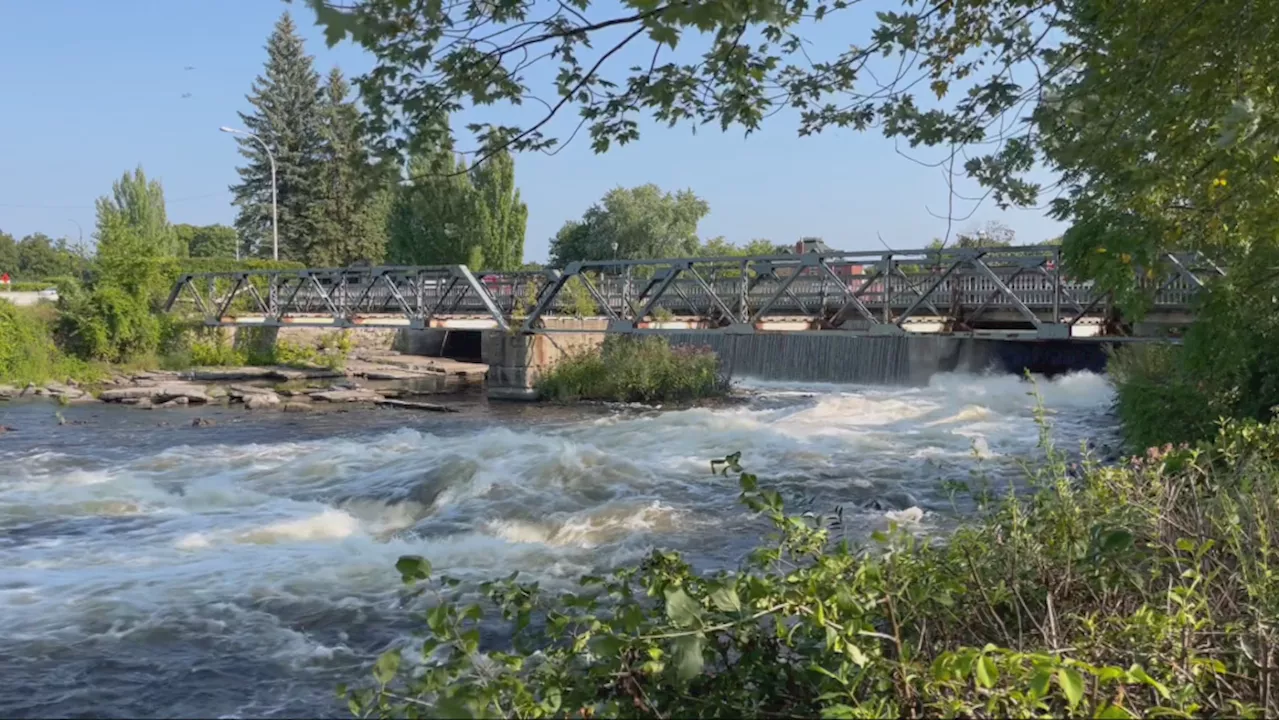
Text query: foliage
536 336 726 404
927 221 1017 251
307 68 391 267
304 0 1274 345
550 185 708 265
0 281 60 292
0 303 97 384
346 413 1277 719
175 223 240 259
95 166 180 260
55 285 160 363
470 151 529 271
387 144 486 268
387 144 528 270
0 231 89 280
187 329 247 367
1110 255 1279 451
698 237 789 258
231 11 326 262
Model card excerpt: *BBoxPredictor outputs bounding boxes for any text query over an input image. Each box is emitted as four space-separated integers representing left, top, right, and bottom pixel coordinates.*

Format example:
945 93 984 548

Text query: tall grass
536 335 728 403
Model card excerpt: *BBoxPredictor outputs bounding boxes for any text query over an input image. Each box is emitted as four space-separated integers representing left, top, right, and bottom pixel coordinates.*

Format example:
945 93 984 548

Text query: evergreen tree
470 151 527 270
307 68 388 266
175 224 239 258
230 11 325 261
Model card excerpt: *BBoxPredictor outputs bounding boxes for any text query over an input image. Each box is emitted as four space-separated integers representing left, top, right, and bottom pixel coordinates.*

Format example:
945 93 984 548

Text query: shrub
55 285 160 363
536 336 726 403
1109 246 1278 450
0 302 98 384
347 415 1278 719
187 329 246 367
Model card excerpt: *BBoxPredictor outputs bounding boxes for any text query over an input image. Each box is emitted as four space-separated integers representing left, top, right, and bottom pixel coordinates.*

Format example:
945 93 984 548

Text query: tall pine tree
230 12 325 261
307 68 389 266
470 151 527 271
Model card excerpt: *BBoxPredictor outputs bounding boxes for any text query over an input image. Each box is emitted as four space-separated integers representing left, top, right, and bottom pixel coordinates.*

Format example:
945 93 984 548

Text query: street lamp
220 126 278 261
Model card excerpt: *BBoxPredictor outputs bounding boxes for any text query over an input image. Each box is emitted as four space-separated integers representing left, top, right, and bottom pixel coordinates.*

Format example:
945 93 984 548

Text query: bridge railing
162 246 1224 336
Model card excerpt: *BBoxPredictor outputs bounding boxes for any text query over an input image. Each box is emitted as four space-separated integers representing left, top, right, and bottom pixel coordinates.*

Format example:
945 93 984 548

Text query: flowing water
0 372 1117 718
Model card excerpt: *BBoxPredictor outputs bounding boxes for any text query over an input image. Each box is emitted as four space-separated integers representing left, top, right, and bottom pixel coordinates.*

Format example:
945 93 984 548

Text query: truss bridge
164 246 1221 340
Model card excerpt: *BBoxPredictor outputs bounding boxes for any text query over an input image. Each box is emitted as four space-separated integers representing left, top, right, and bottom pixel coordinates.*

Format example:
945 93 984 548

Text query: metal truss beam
163 246 1219 339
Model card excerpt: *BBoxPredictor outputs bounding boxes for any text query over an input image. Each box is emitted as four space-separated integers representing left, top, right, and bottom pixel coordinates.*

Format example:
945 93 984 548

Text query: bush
0 303 98 384
536 336 727 403
187 329 246 367
0 281 59 292
55 285 160 363
347 414 1278 719
1109 246 1278 450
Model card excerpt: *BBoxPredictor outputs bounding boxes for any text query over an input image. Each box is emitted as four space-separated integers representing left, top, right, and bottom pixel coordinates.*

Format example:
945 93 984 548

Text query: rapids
0 371 1116 718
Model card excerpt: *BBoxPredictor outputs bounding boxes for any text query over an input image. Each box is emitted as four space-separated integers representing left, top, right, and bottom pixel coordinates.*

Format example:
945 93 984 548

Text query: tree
699 237 788 257
307 67 389 266
387 146 485 267
927 221 1016 251
470 151 528 271
550 185 708 265
176 224 239 259
230 11 326 261
0 231 17 275
95 166 177 261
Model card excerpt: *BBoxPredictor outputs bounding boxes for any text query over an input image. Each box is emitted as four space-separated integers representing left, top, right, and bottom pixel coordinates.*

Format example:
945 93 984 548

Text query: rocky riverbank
0 352 486 414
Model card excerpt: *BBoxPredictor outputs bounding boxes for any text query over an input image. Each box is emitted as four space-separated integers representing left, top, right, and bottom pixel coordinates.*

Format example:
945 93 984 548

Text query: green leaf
590 634 626 658
396 555 431 584
975 654 998 689
846 643 868 667
1126 665 1170 700
434 696 473 719
1099 529 1134 554
664 587 703 628
820 704 857 719
672 633 704 681
543 687 562 713
1028 668 1052 699
1095 704 1135 719
709 586 742 613
1058 668 1085 710
373 648 401 685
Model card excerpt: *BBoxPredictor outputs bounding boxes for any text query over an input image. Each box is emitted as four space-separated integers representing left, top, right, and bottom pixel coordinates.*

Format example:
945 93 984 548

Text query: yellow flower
1212 177 1228 188
1120 253 1132 264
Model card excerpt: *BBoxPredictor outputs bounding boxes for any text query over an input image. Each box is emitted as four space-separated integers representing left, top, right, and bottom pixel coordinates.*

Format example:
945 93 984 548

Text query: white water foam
0 371 1116 718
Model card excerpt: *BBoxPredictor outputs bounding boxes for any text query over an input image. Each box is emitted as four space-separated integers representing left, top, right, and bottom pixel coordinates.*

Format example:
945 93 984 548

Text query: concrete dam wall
665 333 1109 386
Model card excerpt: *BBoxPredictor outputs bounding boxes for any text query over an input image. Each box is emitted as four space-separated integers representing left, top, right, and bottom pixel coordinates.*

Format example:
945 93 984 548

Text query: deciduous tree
550 185 708 265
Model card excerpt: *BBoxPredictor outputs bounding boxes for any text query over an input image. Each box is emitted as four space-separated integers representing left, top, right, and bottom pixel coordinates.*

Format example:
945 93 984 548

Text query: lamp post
220 126 278 261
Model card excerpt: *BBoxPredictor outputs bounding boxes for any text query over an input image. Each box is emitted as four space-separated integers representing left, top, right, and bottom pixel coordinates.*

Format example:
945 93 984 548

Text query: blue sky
0 0 1065 262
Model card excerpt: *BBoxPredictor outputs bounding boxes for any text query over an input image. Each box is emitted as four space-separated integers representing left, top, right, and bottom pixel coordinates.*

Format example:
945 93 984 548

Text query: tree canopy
302 0 1277 296
550 184 709 265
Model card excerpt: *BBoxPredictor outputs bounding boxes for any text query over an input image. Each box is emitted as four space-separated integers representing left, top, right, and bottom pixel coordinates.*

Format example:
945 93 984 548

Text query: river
0 371 1116 718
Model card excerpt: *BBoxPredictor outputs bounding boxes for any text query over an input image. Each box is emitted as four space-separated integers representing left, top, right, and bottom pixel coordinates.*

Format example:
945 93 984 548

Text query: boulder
0 384 18 399
157 396 190 408
227 384 277 400
154 384 212 404
282 401 312 413
244 392 282 410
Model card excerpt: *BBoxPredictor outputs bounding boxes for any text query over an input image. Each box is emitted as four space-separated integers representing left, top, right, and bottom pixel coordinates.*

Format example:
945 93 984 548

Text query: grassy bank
536 336 727 404
347 410 1277 718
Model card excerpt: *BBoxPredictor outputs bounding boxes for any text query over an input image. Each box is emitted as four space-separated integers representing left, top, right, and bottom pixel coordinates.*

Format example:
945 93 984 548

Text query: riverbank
0 351 488 417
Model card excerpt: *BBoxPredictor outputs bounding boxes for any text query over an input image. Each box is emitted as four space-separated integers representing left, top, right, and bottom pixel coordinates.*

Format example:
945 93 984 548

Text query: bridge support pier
482 319 608 401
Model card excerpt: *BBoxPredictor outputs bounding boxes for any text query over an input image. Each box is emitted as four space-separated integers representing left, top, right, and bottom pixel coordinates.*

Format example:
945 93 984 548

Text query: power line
0 191 229 211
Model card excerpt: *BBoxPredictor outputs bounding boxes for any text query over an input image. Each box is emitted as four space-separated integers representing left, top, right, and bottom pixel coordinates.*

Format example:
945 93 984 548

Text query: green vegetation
536 336 726 404
386 138 528 271
0 230 89 281
349 414 1277 719
1107 241 1277 451
0 303 99 385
